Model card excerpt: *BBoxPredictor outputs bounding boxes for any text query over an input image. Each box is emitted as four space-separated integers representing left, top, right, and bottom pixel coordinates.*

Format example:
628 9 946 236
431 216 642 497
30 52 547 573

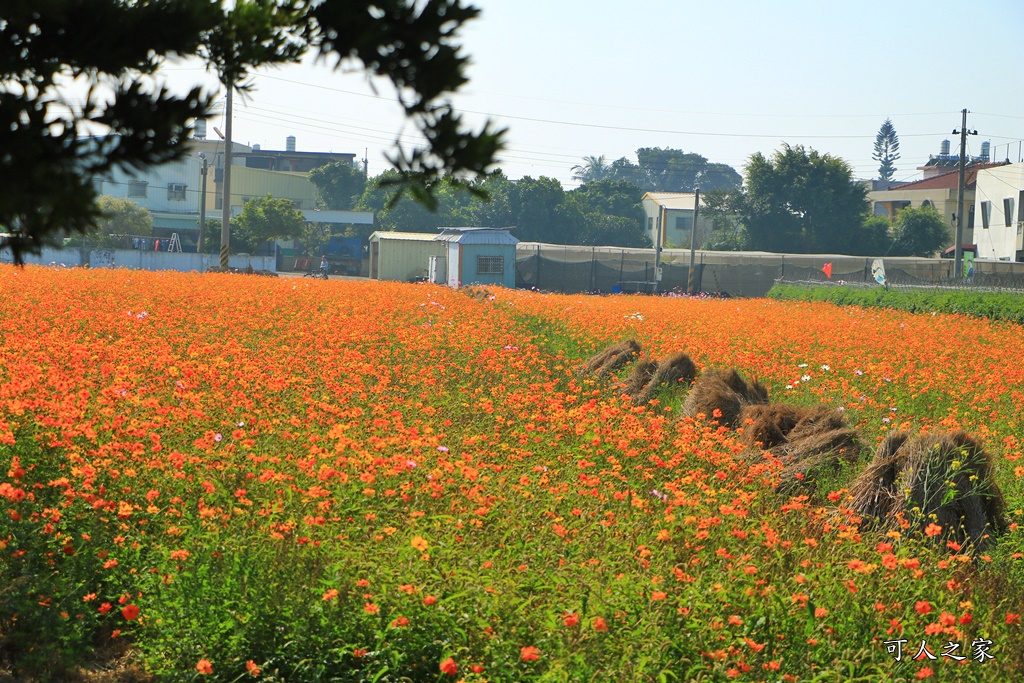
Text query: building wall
372 239 446 281
215 167 317 212
96 155 203 215
456 243 516 288
974 163 1024 260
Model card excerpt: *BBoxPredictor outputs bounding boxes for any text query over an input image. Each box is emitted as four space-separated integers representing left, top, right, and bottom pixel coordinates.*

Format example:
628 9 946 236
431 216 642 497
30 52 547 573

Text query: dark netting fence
515 243 1024 297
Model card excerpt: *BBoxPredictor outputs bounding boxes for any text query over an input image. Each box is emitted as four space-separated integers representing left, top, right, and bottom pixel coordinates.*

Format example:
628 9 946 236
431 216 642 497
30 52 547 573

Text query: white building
640 192 715 249
973 163 1024 261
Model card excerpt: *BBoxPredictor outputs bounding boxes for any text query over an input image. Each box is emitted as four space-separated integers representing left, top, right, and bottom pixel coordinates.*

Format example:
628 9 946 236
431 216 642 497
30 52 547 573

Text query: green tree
731 144 870 254
563 179 649 248
96 196 152 242
607 148 742 193
890 205 950 257
232 194 305 254
507 176 566 243
571 155 612 183
873 118 901 182
308 161 368 210
0 0 503 264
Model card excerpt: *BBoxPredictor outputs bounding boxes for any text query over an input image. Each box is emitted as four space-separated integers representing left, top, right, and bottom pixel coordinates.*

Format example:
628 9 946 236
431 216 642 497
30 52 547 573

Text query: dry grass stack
579 339 641 378
630 352 697 405
739 404 859 492
679 368 768 428
848 430 1006 549
616 359 658 398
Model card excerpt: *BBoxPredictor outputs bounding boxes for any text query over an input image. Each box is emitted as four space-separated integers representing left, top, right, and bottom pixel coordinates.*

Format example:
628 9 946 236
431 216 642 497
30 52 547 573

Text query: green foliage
360 169 649 247
768 283 1024 324
232 194 305 254
584 148 742 193
308 161 368 211
873 118 901 182
721 144 872 254
891 205 951 257
571 155 612 184
0 0 503 264
64 195 154 248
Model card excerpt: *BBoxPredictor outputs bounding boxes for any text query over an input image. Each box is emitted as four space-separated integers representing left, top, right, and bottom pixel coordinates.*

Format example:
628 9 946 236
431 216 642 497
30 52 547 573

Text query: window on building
675 215 693 232
477 255 504 275
921 199 934 209
968 204 975 229
167 183 187 201
128 180 148 198
647 217 654 233
1004 197 1015 227
981 201 991 229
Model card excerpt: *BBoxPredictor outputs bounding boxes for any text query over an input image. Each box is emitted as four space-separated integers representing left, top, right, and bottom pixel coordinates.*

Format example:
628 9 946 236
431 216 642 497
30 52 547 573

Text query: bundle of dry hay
616 359 658 398
739 404 859 492
579 339 641 377
679 368 767 427
627 352 697 405
848 430 1006 549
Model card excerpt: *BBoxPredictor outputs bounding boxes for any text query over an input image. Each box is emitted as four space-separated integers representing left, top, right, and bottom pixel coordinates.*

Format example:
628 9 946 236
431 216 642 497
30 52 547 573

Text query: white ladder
168 233 183 252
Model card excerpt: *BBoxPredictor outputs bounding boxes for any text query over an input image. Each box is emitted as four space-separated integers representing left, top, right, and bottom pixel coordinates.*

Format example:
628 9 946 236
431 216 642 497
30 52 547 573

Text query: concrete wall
2 247 274 273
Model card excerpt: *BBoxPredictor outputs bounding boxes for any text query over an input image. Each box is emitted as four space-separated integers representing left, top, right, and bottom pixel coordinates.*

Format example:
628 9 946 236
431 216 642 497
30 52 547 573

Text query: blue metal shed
436 227 519 288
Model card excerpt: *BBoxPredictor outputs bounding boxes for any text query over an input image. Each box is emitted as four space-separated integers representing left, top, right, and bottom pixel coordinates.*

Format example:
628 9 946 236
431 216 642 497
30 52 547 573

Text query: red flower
520 646 540 661
914 600 931 615
563 612 579 627
1007 612 1021 625
439 657 457 675
196 659 213 675
121 604 140 621
592 616 608 631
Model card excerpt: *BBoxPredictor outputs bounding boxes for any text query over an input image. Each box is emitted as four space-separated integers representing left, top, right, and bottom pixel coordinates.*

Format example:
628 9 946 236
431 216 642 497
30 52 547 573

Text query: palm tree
571 155 611 183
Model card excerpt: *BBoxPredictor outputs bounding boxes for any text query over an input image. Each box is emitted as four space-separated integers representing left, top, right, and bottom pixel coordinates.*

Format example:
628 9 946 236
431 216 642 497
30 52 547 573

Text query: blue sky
155 0 1024 186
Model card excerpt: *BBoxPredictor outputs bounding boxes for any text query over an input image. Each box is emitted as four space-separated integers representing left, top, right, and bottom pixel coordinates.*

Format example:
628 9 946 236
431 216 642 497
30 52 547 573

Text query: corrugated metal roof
436 228 518 245
369 231 441 241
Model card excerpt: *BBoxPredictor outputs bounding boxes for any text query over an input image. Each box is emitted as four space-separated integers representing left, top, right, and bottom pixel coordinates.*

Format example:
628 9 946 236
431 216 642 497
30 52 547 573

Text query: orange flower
651 591 667 601
121 604 140 621
520 646 540 661
563 612 579 627
814 607 828 618
423 595 437 605
916 666 933 679
322 589 339 601
592 616 608 631
1007 612 1021 625
410 536 428 552
245 661 261 676
196 659 213 675
439 657 457 675
363 602 379 614
924 523 942 537
914 600 931 615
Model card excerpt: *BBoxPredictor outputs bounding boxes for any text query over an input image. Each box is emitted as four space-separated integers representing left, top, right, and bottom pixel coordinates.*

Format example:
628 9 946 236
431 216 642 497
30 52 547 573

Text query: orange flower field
0 266 1022 682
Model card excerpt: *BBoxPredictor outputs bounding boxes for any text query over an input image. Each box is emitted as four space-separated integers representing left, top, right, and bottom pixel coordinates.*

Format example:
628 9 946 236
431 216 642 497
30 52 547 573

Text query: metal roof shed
436 227 519 288
368 231 446 281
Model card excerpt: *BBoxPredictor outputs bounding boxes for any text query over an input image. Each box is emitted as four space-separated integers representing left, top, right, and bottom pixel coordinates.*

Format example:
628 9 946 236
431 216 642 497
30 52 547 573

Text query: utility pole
687 188 700 294
219 87 234 269
952 108 977 280
653 204 663 294
197 153 208 254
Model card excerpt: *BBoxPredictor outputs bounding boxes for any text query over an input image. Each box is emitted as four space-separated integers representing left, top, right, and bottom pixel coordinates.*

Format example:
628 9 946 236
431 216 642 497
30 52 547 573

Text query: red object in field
822 262 833 279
